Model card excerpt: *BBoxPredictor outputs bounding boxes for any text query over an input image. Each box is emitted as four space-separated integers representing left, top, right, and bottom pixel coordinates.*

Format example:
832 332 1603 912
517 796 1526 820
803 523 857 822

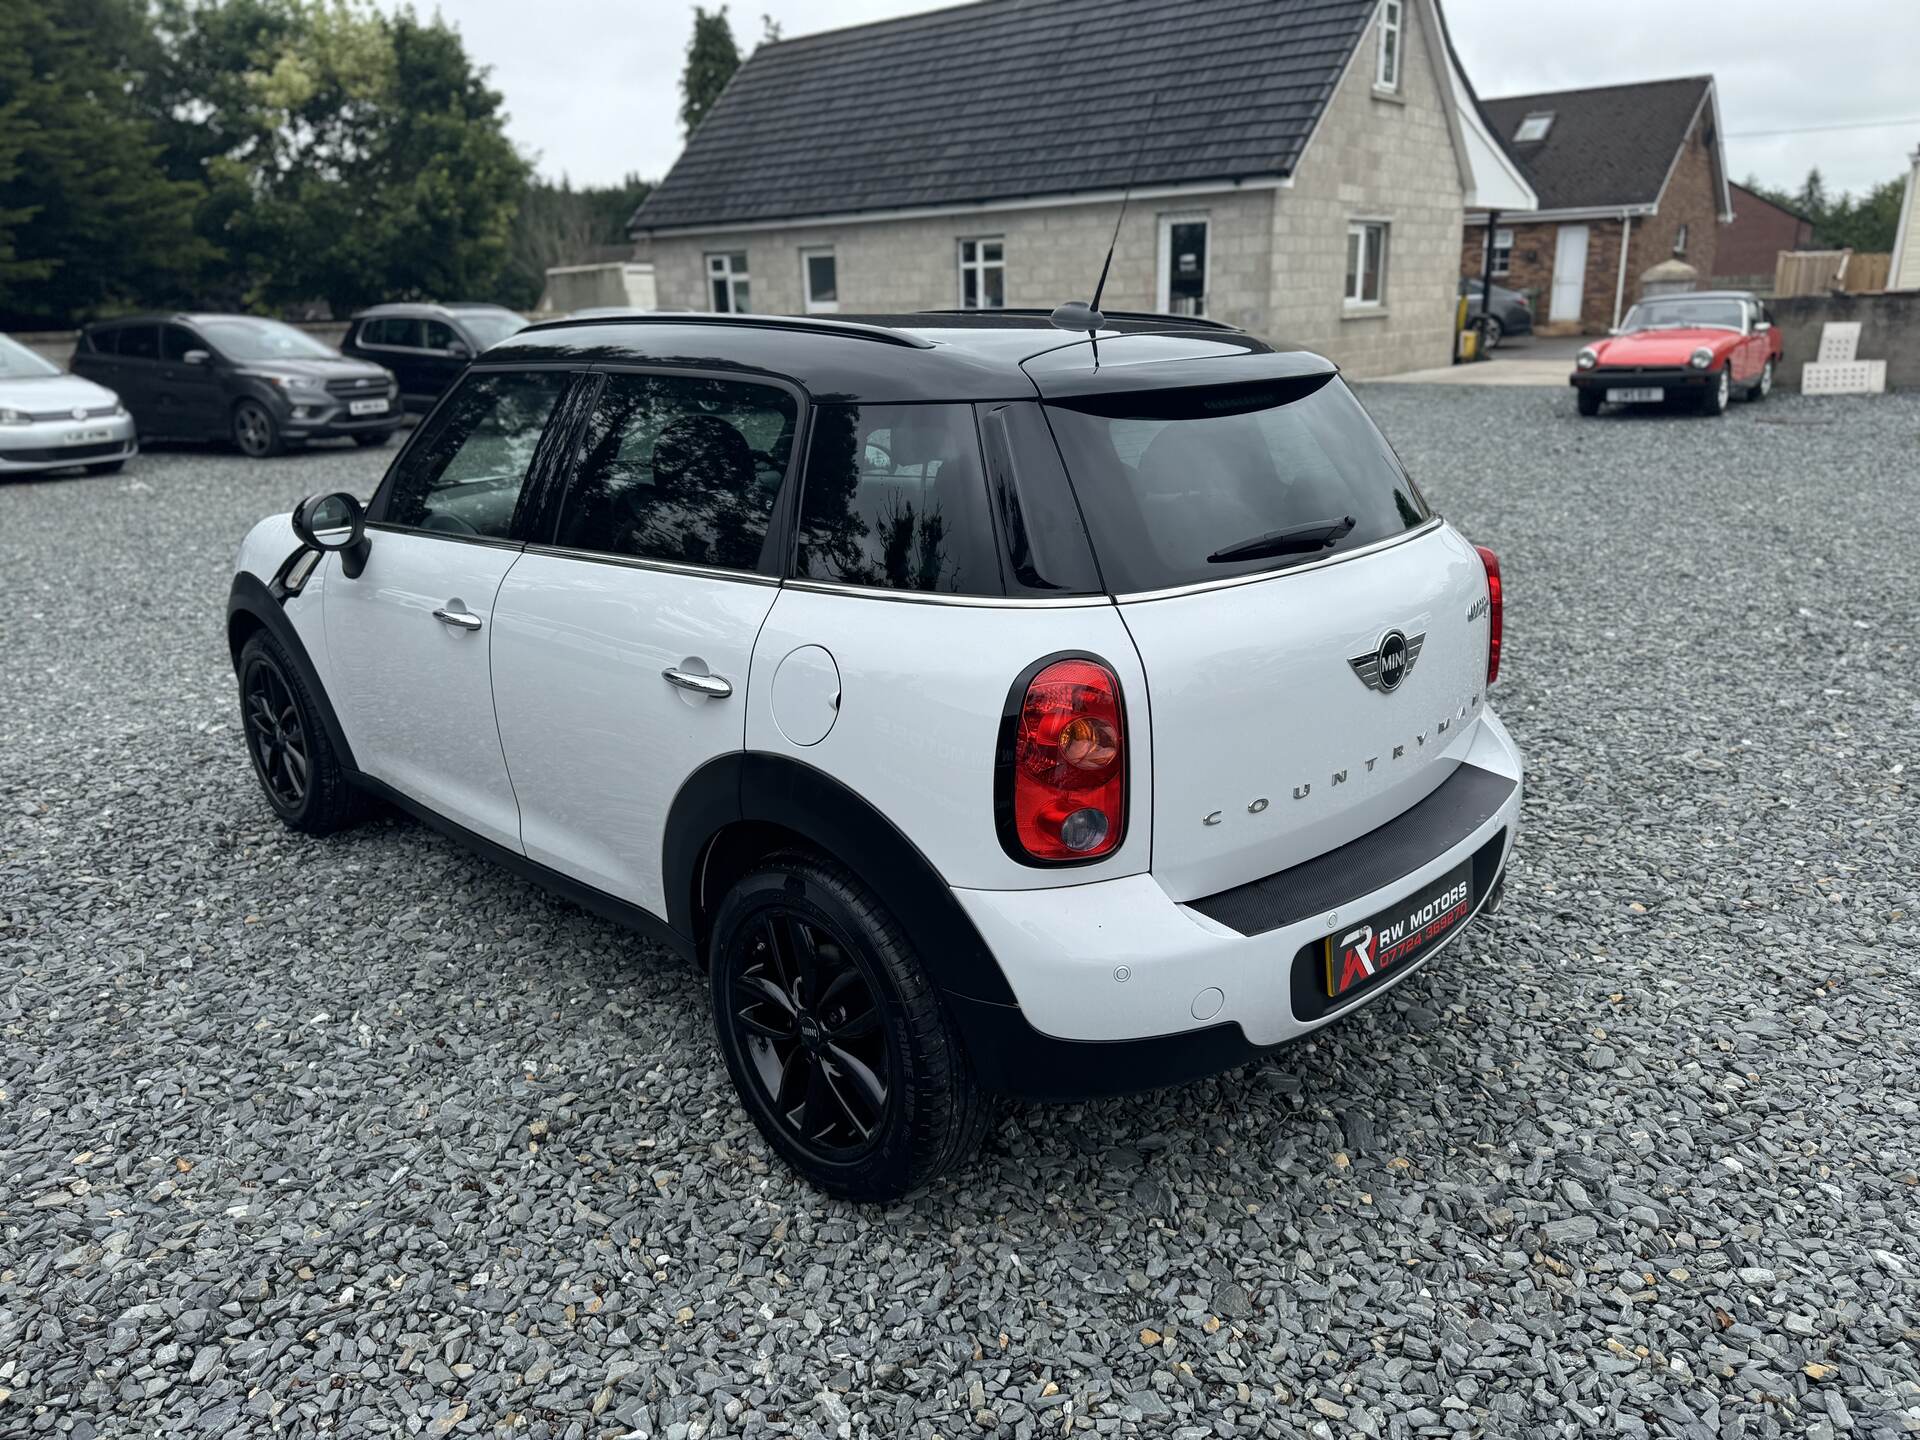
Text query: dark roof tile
1479 76 1713 212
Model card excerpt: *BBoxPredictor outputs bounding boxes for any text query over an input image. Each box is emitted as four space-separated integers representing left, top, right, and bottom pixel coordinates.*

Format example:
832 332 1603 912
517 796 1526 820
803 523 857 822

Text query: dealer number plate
1606 387 1664 403
64 428 114 445
348 398 390 416
1325 860 1473 1000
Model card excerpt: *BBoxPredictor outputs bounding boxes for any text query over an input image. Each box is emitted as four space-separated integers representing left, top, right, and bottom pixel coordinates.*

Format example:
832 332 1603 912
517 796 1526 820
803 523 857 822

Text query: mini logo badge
1349 629 1424 693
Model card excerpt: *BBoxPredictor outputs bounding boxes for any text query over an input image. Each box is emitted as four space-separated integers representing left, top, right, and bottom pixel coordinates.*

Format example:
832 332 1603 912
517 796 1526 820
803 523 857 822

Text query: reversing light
1475 545 1503 686
1689 347 1714 370
997 657 1126 864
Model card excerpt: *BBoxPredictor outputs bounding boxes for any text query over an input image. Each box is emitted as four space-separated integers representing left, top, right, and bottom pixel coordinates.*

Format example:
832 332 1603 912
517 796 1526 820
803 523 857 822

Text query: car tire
1477 314 1504 350
1747 359 1774 402
353 430 394 448
1700 366 1731 417
237 630 366 835
1576 389 1602 417
708 855 991 1201
233 399 284 458
84 460 125 475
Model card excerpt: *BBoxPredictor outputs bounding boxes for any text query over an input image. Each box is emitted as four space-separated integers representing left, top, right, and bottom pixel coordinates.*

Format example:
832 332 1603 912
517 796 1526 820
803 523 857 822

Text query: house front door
1550 224 1590 324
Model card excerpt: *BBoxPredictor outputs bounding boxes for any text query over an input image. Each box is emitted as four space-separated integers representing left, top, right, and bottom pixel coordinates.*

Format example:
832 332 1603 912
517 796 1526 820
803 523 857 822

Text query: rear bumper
1570 367 1714 392
953 710 1523 1100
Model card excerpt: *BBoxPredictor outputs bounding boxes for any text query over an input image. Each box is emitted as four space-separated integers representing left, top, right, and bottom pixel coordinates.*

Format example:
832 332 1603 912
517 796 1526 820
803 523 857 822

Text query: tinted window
457 311 525 348
118 326 160 361
554 372 796 571
162 325 199 362
1043 375 1430 593
424 320 458 352
796 403 1001 595
383 370 569 539
87 329 120 356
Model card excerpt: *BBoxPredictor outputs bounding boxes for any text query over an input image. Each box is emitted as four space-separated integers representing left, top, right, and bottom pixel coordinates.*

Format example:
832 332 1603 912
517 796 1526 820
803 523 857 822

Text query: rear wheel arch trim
227 572 358 773
663 753 1019 1009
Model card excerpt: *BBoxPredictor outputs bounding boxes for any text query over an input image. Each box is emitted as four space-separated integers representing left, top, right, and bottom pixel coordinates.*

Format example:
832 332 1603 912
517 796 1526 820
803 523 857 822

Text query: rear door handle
662 667 732 698
432 604 483 632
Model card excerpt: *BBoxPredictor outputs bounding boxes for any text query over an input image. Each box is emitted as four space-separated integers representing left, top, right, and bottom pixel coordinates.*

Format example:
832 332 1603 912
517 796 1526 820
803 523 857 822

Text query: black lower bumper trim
1570 369 1714 391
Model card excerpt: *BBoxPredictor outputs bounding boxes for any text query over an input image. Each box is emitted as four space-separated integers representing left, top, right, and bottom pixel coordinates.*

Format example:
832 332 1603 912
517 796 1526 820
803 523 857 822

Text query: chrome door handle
662 667 732 698
432 605 482 632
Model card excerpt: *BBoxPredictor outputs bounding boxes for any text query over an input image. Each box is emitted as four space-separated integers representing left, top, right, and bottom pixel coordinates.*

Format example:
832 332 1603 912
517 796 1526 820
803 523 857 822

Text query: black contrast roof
631 0 1377 234
1480 76 1714 212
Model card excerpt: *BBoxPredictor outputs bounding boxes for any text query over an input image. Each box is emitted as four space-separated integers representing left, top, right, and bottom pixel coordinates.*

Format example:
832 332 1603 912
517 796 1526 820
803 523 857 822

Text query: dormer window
1375 0 1402 90
1513 112 1554 143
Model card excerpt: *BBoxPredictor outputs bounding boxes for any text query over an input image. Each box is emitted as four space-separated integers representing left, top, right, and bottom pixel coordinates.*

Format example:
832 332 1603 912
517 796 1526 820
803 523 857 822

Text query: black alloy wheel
727 907 892 1157
244 655 310 812
234 399 282 457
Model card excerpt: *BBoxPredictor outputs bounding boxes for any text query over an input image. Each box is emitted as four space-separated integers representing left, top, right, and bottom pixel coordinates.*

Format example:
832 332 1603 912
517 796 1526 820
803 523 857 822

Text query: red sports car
1570 290 1784 417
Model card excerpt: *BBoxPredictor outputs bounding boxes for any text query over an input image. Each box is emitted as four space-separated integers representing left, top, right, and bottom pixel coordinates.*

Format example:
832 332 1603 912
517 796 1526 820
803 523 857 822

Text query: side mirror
1755 320 1771 333
292 491 371 579
184 349 211 366
447 341 472 359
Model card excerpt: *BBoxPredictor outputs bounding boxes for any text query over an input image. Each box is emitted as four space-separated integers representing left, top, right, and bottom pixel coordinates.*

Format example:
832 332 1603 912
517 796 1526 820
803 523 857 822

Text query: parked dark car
339 302 526 413
71 315 398 458
1457 278 1533 349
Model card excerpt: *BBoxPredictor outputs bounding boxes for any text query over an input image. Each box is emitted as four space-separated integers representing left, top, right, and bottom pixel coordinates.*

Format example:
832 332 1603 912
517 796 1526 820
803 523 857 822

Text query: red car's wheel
1700 366 1731 417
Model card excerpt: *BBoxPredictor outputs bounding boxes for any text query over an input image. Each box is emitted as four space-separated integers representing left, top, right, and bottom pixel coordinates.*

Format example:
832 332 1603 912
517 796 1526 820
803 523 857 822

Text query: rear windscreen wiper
1206 515 1356 564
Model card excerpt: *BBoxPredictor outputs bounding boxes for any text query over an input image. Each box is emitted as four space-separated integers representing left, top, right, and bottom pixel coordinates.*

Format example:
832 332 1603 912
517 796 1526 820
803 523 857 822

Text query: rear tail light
996 656 1126 864
1475 544 1503 685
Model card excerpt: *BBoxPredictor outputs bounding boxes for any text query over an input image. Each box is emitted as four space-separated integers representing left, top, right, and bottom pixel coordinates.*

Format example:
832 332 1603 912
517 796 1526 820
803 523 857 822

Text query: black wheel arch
665 753 1019 1012
227 571 358 774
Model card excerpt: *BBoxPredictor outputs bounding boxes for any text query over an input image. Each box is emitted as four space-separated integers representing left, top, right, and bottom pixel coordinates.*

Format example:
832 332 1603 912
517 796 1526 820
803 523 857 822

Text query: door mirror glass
293 491 366 551
184 349 212 366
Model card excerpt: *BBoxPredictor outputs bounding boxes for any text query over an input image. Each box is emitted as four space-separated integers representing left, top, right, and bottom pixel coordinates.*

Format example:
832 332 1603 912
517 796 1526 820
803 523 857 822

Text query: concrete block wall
1772 291 1920 391
1272 0 1464 376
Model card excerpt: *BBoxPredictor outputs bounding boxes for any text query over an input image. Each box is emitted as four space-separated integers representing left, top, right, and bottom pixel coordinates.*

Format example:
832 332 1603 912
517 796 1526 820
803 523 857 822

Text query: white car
226 311 1522 1200
0 333 138 477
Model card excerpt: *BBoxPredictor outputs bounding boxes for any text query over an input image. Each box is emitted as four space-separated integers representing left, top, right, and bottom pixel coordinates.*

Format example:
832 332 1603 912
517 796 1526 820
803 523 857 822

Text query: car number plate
1606 386 1664 403
348 398 389 416
64 428 114 445
1325 860 1474 1000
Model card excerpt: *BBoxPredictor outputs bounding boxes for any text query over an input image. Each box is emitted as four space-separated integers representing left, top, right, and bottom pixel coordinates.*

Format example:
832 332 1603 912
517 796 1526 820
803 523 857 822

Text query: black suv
72 315 398 457
339 302 526 414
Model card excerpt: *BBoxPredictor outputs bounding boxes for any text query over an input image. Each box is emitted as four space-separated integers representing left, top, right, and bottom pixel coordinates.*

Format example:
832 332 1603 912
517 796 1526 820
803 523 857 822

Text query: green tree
0 0 214 327
1745 168 1907 253
680 6 741 138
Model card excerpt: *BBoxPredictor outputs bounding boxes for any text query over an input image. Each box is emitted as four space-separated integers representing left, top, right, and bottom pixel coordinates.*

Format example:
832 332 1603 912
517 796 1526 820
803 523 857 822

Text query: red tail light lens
1475 544 1503 685
997 657 1126 863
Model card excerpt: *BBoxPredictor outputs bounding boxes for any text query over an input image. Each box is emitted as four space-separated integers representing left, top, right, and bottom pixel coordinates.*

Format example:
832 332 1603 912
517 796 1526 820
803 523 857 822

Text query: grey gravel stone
3 390 1917 1440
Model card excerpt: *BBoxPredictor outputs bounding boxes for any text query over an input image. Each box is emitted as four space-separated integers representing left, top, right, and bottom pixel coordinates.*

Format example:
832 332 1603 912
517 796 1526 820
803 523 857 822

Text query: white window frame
1345 221 1389 308
1673 223 1690 257
1155 212 1210 316
800 246 838 313
1513 112 1554 143
1375 0 1403 90
1490 227 1514 277
957 236 1005 310
706 251 750 313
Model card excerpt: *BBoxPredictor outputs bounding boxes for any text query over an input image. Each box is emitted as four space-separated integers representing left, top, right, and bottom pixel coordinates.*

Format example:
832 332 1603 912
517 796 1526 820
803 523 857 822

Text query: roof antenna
1051 91 1160 338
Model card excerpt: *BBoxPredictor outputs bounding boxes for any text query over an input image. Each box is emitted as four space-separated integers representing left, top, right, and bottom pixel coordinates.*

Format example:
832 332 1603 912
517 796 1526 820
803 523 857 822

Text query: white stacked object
1802 322 1887 394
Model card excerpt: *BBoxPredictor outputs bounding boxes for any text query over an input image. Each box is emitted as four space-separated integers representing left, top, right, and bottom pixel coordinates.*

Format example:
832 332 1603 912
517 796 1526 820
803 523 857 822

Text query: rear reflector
1475 544 1503 685
996 657 1126 864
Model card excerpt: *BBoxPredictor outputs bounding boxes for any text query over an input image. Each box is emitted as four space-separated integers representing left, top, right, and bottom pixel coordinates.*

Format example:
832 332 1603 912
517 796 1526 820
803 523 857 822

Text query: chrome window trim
523 543 782 587
364 519 525 552
1114 516 1445 604
783 577 1108 609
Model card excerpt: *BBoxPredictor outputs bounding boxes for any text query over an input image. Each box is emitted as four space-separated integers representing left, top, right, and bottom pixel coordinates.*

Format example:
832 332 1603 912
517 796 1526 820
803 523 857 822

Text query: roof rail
916 307 1243 333
520 311 936 349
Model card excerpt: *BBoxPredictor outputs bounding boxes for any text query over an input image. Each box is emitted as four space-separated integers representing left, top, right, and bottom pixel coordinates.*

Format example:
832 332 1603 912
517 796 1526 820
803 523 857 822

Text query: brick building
1461 76 1732 335
630 0 1535 378
1714 183 1815 291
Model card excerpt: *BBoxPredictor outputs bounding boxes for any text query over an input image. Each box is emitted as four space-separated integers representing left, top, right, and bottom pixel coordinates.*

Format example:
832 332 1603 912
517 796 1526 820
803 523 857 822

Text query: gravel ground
3 390 1917 1440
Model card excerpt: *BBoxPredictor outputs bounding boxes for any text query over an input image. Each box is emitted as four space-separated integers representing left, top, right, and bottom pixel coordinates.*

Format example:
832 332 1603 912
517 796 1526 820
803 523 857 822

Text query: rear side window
795 403 1001 595
117 326 160 361
88 329 120 355
381 370 568 539
553 371 797 572
1042 375 1430 593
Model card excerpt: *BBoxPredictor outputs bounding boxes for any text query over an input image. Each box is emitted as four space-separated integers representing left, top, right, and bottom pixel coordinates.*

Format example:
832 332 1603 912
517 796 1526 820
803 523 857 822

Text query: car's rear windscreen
1042 374 1432 594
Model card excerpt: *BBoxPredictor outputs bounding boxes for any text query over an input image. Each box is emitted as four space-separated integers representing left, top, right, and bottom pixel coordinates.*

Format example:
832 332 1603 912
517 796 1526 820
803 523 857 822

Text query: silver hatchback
0 333 138 477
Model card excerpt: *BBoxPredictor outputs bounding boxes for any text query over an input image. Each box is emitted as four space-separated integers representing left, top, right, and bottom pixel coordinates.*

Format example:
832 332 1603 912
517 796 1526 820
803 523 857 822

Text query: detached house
1462 76 1733 334
631 0 1533 377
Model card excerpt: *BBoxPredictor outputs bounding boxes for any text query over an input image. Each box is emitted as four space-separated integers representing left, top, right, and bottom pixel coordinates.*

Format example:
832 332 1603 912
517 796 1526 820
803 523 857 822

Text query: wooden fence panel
1774 250 1895 296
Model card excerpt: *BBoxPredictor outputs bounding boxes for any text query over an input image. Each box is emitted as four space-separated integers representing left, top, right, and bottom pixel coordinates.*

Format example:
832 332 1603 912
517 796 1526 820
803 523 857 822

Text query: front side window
554 371 797 572
707 252 750 313
1346 222 1388 306
958 238 1005 310
795 403 1001 595
381 370 569 539
423 319 460 352
1376 0 1402 88
802 248 838 313
1490 227 1514 276
118 326 160 362
1043 375 1431 594
162 325 200 363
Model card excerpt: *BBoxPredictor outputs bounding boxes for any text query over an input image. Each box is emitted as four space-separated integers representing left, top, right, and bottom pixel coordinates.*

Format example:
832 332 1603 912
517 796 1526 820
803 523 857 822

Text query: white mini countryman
227 311 1522 1200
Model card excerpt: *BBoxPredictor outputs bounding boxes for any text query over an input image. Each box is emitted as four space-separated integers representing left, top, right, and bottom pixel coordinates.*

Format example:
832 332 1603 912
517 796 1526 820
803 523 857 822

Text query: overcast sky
403 0 1920 199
